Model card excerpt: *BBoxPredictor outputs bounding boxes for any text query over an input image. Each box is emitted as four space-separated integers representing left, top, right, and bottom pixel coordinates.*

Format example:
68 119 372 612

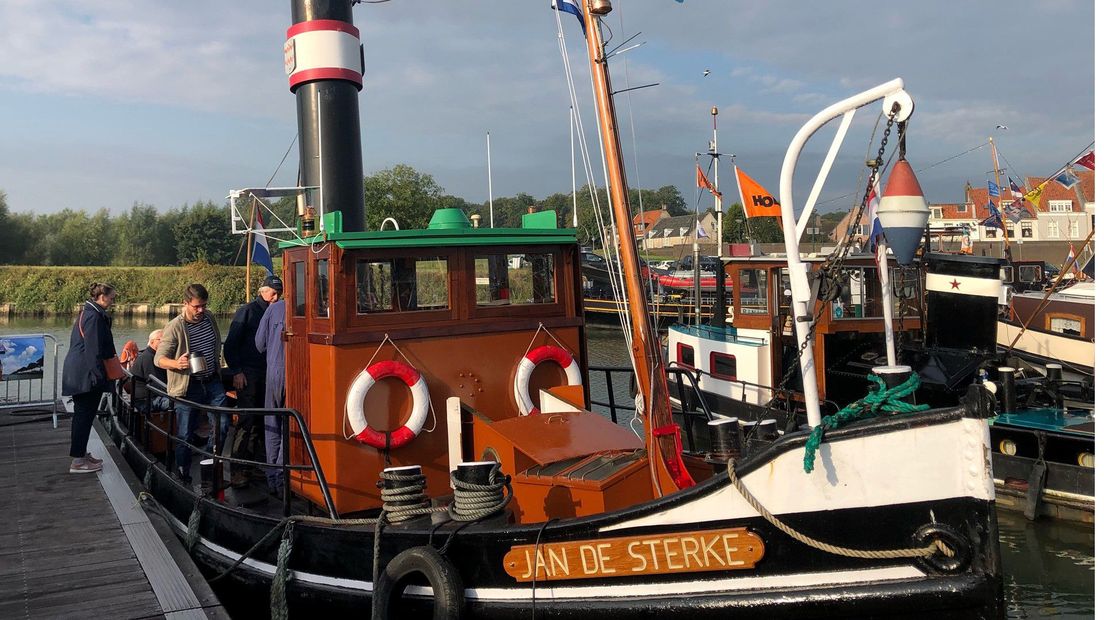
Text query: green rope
270 522 295 620
804 372 929 473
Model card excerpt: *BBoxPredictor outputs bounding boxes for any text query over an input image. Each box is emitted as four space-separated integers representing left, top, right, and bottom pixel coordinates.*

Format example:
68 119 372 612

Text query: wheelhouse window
293 262 306 317
710 352 737 381
315 259 330 318
831 266 919 319
475 253 554 306
1017 265 1041 284
739 269 768 315
677 343 695 368
1047 315 1083 336
355 256 449 314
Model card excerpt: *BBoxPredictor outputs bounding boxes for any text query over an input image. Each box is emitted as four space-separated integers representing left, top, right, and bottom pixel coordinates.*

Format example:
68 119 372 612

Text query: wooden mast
988 137 1013 261
581 0 693 494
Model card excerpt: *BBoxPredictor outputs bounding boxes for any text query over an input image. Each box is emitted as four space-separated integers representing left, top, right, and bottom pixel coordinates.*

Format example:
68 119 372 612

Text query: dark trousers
231 374 266 475
69 390 104 458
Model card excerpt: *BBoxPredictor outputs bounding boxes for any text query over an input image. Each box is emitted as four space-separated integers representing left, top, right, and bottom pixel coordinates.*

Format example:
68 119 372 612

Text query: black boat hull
108 404 1004 618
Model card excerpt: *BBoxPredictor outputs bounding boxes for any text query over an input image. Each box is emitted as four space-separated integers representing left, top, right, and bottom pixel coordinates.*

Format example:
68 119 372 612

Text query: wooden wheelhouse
279 208 616 515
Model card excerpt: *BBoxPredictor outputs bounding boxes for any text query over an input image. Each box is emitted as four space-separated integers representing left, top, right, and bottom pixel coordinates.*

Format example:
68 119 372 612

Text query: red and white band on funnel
345 360 430 450
877 158 929 265
285 19 363 91
513 345 583 416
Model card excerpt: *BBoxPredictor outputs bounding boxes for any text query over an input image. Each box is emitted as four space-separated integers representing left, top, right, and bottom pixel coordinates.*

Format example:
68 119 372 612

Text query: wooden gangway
0 409 227 619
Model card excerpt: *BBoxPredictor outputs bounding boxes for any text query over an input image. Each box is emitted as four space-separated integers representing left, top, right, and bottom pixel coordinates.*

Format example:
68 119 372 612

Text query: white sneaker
69 459 103 474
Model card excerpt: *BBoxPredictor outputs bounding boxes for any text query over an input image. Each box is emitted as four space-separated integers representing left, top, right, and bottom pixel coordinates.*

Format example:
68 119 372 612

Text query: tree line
0 163 832 266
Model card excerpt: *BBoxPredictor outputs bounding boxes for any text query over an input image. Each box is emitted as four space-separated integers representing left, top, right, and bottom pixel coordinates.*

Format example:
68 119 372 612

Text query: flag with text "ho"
1074 150 1095 170
734 166 781 219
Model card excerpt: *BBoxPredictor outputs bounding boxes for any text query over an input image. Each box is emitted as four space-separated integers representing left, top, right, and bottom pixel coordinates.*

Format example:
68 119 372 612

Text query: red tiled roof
1024 169 1094 212
632 209 669 237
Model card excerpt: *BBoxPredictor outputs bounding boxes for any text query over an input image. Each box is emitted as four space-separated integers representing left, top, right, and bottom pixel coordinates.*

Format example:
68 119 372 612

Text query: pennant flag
1074 151 1095 170
981 200 1004 229
734 166 780 218
1054 167 1080 189
1008 177 1023 198
1066 242 1081 277
251 210 274 275
866 179 884 252
1003 202 1025 224
987 180 1000 197
553 0 586 33
696 163 722 200
695 220 709 238
1023 180 1047 207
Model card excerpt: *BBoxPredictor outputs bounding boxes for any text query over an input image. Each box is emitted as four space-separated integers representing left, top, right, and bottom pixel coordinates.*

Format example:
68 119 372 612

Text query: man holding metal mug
155 283 229 484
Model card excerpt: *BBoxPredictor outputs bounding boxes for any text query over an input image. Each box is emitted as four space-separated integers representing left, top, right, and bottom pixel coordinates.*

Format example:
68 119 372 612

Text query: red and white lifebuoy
514 345 583 416
345 360 430 450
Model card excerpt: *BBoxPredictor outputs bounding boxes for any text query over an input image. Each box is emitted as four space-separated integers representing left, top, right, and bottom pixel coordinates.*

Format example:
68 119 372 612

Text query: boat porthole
998 439 1017 456
1077 452 1093 468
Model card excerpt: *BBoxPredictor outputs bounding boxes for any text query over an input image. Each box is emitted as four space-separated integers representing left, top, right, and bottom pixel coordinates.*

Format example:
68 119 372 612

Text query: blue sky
0 1 1095 216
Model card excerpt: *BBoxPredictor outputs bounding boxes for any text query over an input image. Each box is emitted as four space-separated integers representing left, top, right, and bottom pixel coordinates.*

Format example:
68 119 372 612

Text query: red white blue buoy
878 158 929 265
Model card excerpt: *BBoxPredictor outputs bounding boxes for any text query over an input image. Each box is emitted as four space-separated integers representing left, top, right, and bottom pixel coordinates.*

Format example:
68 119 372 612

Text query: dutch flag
554 0 586 33
867 179 884 253
252 211 274 275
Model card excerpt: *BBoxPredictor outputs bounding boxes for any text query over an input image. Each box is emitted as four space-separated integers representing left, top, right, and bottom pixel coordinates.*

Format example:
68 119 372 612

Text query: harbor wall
0 264 271 316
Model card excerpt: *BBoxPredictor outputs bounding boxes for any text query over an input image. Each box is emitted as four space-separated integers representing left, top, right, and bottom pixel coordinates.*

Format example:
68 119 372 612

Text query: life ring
373 546 463 620
346 360 430 450
514 345 583 416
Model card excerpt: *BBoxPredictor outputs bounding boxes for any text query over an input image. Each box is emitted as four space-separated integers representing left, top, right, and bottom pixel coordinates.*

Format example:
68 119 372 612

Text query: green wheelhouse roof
278 209 577 250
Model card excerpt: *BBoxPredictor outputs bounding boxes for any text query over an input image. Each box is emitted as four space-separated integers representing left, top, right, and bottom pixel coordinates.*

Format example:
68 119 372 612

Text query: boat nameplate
502 527 765 581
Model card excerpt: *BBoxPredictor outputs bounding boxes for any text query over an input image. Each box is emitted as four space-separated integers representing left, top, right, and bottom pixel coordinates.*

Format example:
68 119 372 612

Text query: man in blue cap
224 274 283 486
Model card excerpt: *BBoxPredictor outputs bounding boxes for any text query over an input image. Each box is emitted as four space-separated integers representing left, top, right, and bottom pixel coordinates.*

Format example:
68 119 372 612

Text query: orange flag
696 163 722 200
734 166 781 218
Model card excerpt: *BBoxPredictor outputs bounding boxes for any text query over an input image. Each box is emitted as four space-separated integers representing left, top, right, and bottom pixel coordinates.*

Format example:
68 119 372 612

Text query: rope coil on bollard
448 466 513 522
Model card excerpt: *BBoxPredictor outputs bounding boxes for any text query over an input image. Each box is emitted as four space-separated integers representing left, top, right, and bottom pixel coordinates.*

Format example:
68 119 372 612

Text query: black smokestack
923 254 1002 354
288 0 365 232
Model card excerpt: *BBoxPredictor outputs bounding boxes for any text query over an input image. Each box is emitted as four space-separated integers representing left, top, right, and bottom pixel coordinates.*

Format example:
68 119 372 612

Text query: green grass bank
0 263 272 316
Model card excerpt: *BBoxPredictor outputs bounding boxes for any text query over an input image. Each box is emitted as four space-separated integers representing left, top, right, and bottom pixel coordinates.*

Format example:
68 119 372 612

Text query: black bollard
200 458 214 495
996 367 1016 414
872 365 915 405
705 418 744 472
1045 363 1064 409
452 461 509 524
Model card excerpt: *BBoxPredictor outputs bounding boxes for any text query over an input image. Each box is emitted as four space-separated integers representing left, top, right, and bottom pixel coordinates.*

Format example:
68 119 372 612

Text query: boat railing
589 364 717 452
113 374 339 519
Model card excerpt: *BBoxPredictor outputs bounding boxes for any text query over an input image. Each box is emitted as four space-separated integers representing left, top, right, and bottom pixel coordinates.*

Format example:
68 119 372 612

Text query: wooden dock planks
0 414 164 620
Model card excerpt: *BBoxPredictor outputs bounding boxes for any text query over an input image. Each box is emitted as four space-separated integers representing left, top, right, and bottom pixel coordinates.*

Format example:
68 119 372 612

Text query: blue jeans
174 378 228 477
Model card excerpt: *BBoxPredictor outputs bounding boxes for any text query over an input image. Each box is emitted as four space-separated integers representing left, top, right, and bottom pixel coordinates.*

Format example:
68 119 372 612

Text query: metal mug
189 353 208 374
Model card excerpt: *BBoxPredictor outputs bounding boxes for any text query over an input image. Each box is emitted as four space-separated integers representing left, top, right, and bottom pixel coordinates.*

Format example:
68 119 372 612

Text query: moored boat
106 1 1004 617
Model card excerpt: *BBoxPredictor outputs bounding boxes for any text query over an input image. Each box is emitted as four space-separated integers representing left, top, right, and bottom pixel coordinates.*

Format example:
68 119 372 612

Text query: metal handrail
118 375 338 519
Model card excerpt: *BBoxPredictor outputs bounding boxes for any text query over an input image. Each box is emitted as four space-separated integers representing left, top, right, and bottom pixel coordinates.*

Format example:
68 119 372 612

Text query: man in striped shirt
155 283 229 484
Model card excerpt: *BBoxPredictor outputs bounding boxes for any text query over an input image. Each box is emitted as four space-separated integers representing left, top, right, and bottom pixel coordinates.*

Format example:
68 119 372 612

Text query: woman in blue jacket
62 282 117 474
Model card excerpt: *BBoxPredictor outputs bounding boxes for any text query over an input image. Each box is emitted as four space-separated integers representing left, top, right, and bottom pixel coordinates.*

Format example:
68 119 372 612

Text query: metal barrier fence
0 334 62 428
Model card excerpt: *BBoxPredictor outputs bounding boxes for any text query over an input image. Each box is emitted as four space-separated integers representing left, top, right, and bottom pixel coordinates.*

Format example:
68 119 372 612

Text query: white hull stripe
603 417 994 532
163 514 922 601
925 272 1001 297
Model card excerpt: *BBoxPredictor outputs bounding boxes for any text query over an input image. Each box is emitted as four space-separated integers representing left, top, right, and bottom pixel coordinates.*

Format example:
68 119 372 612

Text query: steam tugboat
107 1 1004 617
